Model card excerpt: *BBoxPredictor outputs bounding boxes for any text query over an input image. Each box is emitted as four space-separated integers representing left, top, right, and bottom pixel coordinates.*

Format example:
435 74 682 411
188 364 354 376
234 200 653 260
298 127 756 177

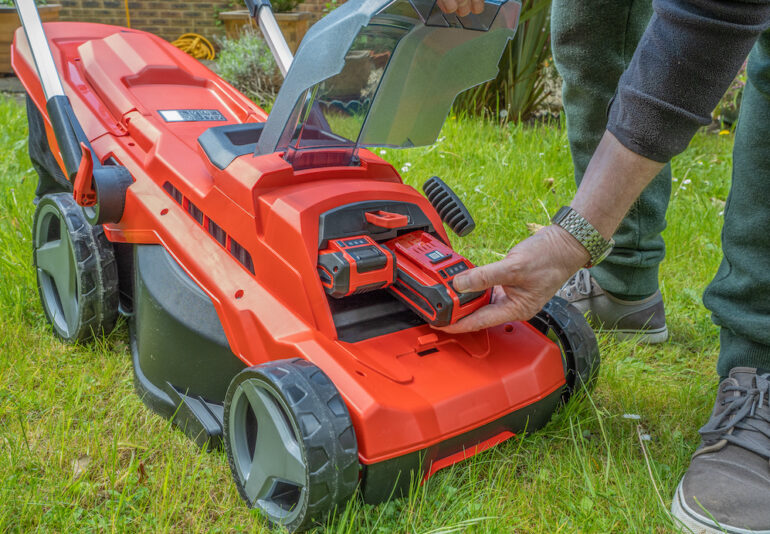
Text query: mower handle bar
246 0 293 77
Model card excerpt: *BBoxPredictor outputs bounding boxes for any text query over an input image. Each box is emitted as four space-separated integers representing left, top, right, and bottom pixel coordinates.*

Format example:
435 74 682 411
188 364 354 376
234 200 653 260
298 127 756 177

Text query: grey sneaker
671 367 770 534
556 269 668 344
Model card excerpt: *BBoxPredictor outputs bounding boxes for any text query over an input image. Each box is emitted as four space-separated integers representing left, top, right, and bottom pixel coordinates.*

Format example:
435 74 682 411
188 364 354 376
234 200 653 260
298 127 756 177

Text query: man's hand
438 131 666 334
438 225 589 333
436 0 485 17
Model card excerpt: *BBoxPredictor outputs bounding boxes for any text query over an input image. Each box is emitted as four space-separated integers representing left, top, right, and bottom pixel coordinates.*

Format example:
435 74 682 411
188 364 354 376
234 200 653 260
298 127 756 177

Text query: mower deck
12 1 599 527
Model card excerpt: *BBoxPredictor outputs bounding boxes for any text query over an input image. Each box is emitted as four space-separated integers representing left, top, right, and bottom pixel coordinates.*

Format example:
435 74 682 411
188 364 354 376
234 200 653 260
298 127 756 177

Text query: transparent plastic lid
256 0 521 168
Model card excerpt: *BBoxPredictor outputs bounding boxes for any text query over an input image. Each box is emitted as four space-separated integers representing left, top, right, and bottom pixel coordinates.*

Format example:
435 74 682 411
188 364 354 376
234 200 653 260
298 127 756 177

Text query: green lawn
0 95 733 533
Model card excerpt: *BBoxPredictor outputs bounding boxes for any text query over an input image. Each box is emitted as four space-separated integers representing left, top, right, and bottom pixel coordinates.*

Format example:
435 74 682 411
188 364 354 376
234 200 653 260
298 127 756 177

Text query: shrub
713 61 747 128
216 29 281 109
454 0 553 123
272 0 300 12
0 0 47 5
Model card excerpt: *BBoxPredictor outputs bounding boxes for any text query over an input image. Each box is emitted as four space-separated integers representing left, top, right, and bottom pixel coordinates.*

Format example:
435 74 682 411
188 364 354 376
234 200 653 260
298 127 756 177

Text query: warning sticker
158 109 227 122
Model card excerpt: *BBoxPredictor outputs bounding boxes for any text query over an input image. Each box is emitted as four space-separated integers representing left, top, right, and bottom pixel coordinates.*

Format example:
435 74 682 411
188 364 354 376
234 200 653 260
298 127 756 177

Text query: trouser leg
703 30 770 377
551 0 671 299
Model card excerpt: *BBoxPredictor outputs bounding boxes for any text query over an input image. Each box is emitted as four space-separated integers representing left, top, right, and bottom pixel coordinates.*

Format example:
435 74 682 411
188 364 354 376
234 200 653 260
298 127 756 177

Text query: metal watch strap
551 206 614 267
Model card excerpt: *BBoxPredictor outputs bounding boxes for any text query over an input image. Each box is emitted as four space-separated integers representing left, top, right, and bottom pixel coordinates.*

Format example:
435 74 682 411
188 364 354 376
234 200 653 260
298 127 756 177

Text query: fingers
436 0 457 13
455 0 472 16
452 260 514 293
436 299 523 333
435 0 482 16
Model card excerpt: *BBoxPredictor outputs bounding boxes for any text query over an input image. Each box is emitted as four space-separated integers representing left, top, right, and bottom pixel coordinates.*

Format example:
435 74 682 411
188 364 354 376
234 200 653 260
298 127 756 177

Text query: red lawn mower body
11 1 594 516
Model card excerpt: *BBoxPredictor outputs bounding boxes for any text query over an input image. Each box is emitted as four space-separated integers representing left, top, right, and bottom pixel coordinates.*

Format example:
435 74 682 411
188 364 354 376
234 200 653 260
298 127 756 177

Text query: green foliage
271 0 300 13
454 0 553 123
323 0 339 15
0 94 736 531
0 0 47 6
713 61 747 128
215 29 281 109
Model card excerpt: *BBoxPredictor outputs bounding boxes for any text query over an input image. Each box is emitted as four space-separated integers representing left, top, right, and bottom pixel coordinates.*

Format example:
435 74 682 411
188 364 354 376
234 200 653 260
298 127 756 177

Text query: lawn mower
11 0 600 530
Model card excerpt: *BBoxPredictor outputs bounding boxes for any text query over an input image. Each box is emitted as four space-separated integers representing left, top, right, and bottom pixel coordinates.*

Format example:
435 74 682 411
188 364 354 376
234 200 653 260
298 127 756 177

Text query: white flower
400 166 409 173
682 178 692 185
499 110 509 119
380 149 387 155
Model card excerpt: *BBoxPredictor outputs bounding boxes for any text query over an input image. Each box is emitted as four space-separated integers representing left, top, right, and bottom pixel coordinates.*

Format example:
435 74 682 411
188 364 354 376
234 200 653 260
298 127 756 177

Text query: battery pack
318 235 396 298
385 231 490 326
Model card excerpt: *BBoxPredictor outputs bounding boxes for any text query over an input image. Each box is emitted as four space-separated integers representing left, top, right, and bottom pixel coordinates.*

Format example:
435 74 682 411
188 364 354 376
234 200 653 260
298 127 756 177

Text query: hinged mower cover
256 0 521 167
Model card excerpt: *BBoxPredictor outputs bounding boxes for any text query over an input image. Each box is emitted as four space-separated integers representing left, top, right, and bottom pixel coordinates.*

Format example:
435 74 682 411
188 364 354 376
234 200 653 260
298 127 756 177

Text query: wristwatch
551 206 614 267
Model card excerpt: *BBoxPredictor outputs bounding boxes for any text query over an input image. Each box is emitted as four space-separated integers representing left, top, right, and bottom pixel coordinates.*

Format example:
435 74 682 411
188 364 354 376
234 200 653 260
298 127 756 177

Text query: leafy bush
713 61 747 128
271 0 300 13
216 29 281 109
454 0 552 123
0 0 47 5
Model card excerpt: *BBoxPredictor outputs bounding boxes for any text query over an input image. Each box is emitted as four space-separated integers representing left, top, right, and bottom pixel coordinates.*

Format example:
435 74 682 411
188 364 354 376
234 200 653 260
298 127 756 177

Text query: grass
0 94 734 532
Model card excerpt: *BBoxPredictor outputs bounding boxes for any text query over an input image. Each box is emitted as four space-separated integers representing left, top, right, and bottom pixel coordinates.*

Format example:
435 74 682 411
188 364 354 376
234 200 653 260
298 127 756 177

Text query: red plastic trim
423 430 515 482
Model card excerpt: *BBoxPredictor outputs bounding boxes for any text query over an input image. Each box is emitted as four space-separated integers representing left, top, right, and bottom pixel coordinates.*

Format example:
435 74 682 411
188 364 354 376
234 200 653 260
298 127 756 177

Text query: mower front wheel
529 296 600 402
32 193 119 342
223 359 359 532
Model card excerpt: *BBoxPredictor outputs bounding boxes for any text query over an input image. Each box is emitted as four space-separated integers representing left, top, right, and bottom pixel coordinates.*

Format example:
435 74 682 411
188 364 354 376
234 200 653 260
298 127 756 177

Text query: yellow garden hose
172 33 216 60
124 0 214 60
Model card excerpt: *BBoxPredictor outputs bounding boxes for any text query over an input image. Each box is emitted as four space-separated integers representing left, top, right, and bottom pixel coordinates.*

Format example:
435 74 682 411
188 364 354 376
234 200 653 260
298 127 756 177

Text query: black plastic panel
328 289 424 343
198 123 265 170
318 200 434 249
130 245 245 447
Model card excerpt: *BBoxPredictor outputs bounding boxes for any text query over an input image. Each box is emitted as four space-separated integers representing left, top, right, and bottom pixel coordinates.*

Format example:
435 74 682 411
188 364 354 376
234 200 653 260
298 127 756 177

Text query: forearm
568 131 665 241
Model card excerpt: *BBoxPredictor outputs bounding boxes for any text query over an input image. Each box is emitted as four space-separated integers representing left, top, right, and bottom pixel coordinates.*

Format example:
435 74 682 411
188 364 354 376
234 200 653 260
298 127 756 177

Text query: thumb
453 260 513 293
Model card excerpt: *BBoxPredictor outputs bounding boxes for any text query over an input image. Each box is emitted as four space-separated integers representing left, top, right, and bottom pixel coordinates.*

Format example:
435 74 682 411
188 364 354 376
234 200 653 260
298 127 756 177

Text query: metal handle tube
15 0 91 179
256 5 293 77
14 0 65 100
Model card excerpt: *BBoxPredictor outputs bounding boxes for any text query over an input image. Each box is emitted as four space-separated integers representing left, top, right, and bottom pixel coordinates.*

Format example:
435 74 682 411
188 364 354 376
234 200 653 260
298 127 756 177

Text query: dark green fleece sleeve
607 0 770 162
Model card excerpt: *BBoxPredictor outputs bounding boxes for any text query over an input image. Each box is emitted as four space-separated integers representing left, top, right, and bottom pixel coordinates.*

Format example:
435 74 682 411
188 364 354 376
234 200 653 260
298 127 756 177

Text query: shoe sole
671 480 770 534
612 325 669 345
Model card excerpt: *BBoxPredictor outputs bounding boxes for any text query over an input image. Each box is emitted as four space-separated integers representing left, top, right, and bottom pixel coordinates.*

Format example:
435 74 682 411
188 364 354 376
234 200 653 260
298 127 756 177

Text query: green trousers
703 32 770 376
551 1 770 375
551 0 671 301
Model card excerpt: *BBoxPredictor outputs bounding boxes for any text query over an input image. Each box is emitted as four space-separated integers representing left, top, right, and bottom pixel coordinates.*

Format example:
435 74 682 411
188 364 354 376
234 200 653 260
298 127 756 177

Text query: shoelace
699 373 770 460
562 269 593 298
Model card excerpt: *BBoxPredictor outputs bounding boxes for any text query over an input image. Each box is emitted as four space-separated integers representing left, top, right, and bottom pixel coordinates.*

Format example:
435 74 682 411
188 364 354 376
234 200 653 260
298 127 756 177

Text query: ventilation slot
229 239 255 274
163 181 183 204
161 182 255 275
208 219 227 246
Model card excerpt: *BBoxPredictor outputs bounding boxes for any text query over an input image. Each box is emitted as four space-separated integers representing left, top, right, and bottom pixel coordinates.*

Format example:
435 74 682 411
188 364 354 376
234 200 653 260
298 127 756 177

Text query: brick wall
58 0 333 43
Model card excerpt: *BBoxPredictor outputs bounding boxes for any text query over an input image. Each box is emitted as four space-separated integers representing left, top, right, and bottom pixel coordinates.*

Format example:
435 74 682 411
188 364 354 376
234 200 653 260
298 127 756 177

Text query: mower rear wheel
529 296 600 402
33 193 119 342
223 359 359 532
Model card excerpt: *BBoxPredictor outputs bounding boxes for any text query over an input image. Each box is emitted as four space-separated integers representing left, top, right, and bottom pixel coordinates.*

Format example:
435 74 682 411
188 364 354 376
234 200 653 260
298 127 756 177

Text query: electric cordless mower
10 0 600 530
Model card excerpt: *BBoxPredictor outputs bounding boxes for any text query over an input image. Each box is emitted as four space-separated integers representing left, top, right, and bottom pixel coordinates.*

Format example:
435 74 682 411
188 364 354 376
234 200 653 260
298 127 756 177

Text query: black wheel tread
529 296 600 401
223 359 359 532
33 193 119 342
